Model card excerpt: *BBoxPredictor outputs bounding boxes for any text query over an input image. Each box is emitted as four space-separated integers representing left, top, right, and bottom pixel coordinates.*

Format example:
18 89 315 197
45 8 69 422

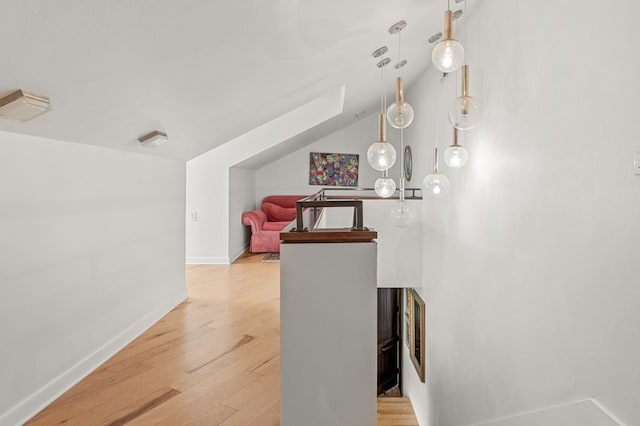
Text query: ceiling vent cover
0 89 51 122
138 130 168 147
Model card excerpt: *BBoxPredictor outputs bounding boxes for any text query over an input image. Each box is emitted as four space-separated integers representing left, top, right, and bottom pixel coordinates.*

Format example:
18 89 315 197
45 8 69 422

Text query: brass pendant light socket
461 65 470 114
378 112 386 142
443 10 454 40
395 77 405 106
462 65 470 97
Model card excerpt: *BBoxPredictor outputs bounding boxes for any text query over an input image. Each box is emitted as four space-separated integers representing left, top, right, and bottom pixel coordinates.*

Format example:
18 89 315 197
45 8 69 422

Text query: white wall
403 1 640 425
186 87 344 264
0 131 186 426
255 113 414 203
228 167 256 261
186 157 229 264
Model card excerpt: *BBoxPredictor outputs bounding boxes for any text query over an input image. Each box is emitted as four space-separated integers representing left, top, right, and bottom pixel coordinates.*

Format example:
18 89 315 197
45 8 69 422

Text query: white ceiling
0 0 472 161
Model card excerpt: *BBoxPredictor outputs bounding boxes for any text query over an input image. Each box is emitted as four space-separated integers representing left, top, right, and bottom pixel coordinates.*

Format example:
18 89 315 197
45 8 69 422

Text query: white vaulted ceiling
0 0 473 161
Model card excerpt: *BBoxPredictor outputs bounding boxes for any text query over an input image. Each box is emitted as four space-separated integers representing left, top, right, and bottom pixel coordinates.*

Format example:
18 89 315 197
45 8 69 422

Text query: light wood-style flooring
27 252 417 425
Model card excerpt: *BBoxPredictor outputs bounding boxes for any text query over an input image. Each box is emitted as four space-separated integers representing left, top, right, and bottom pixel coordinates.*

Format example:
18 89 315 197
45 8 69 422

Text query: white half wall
228 167 256 261
0 131 186 426
401 1 640 425
280 242 377 426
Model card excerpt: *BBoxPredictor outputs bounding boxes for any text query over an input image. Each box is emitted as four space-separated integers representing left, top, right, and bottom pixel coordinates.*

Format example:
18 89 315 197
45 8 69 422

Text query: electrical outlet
190 211 198 222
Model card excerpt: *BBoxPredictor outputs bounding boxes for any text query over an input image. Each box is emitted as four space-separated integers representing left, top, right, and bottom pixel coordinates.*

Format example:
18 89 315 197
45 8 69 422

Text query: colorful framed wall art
309 152 359 187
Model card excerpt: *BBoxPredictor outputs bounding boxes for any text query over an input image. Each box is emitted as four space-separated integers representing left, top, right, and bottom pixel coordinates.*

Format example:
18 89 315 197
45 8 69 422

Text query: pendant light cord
464 0 468 50
435 75 443 173
380 57 385 115
380 54 388 179
397 28 405 201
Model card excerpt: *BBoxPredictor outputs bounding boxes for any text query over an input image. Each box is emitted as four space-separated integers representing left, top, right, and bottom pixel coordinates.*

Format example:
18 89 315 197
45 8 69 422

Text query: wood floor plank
127 370 259 425
377 397 420 425
100 387 181 425
218 382 280 426
26 403 104 426
26 252 418 425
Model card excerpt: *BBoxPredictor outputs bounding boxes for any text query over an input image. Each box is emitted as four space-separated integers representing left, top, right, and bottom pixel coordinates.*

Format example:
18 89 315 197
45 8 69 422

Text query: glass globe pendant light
390 199 416 228
444 126 468 168
374 170 397 198
367 113 397 171
386 21 414 130
432 10 465 73
387 76 414 129
448 65 481 130
423 147 450 198
390 168 416 228
367 48 398 173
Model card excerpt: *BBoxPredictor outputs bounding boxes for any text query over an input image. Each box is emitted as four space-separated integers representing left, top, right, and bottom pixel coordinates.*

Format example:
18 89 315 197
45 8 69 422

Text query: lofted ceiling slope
0 0 472 161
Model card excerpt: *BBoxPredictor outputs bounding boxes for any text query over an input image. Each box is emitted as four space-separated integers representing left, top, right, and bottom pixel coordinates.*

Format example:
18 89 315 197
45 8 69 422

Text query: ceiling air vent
0 89 51 122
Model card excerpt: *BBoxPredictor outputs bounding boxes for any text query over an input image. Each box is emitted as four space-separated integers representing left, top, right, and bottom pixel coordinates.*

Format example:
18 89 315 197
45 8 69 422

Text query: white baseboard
229 242 250 263
185 256 230 265
470 398 624 426
0 290 188 426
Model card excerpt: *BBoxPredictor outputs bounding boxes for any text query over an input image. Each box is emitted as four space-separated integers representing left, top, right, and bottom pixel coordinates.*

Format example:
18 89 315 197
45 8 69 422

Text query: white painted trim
185 256 230 265
229 243 250 263
470 398 624 426
589 398 626 426
0 290 188 426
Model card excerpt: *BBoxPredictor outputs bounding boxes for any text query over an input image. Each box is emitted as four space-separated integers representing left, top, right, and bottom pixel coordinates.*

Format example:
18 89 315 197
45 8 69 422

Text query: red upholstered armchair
242 195 306 253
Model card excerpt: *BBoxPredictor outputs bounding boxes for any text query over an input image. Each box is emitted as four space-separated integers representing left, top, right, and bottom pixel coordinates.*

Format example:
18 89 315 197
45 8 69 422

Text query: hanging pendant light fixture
448 65 480 130
431 9 465 73
444 126 468 168
368 110 397 172
375 170 397 198
386 21 414 130
390 199 417 228
390 133 416 228
424 76 450 198
368 47 397 177
423 147 451 198
449 0 480 130
387 75 414 129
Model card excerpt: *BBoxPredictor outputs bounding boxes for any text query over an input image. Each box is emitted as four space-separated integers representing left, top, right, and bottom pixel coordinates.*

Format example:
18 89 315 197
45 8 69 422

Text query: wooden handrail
293 199 365 232
280 187 421 244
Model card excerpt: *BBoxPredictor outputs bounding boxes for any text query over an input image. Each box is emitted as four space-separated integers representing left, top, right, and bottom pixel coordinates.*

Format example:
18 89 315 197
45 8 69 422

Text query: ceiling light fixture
369 46 397 198
449 65 480 130
138 130 168 148
431 9 465 73
386 21 414 130
368 48 397 171
444 126 468 168
423 147 450 198
424 77 451 198
387 20 416 228
449 1 481 131
0 89 51 122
